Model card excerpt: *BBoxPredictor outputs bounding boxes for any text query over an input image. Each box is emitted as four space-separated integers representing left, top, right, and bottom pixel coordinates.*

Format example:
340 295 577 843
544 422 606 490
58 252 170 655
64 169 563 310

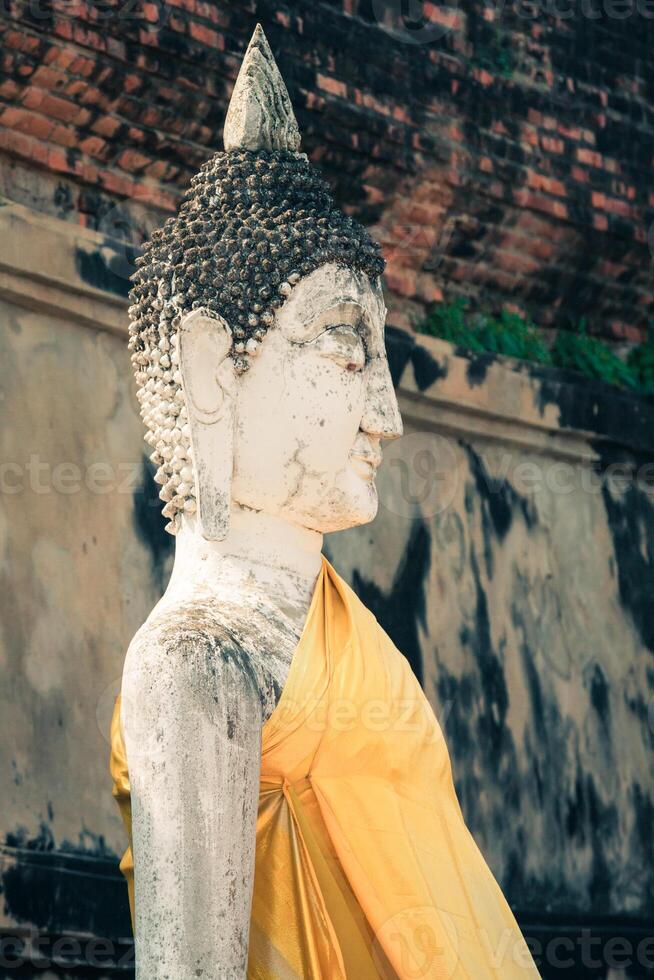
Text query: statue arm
121 628 263 980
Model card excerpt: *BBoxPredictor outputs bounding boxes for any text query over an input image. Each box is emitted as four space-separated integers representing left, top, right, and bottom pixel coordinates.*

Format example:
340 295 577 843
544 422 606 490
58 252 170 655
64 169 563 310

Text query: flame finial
223 24 301 153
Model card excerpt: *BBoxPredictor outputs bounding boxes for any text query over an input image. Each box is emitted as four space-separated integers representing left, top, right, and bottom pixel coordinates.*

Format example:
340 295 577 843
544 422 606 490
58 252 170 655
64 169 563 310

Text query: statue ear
177 308 235 541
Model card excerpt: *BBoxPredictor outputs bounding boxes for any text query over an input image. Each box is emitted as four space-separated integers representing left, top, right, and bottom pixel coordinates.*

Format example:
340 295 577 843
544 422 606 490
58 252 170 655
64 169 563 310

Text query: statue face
231 263 402 533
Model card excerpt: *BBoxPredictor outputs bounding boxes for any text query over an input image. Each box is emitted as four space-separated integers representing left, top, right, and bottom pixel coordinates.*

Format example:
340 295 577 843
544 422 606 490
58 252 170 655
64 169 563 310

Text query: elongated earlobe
178 309 235 541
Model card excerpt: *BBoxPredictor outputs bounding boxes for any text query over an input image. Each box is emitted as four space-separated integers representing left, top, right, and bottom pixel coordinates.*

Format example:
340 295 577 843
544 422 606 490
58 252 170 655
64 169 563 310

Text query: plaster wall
0 205 652 976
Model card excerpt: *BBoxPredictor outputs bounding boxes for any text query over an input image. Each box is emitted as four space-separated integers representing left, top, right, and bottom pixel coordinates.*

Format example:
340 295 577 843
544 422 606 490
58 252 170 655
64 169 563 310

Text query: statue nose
361 356 403 441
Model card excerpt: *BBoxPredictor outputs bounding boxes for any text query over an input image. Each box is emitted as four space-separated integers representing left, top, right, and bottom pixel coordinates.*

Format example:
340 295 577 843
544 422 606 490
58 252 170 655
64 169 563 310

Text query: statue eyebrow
281 299 369 344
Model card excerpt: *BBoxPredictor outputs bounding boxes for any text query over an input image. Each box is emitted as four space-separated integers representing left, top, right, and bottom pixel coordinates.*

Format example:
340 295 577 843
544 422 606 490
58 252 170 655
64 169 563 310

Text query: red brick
603 196 634 218
143 2 161 22
23 113 55 140
195 1 229 26
91 115 122 138
53 19 74 41
424 2 463 31
189 21 224 49
0 79 20 100
317 74 347 99
77 85 104 108
31 65 68 91
577 147 602 168
44 46 77 71
50 123 77 148
69 55 95 78
71 24 106 52
541 136 564 154
39 92 78 123
79 135 106 156
383 266 417 297
145 159 169 179
21 87 44 110
117 148 153 172
47 147 69 171
75 159 101 184
475 69 494 87
527 171 566 197
123 74 143 94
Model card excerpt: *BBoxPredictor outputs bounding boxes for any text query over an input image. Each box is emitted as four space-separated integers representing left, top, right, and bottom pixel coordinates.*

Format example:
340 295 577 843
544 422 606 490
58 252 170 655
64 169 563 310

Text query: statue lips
349 443 383 482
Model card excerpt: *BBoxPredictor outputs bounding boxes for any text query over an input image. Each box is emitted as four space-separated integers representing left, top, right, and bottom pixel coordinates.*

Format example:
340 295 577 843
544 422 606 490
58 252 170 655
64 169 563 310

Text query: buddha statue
110 25 540 980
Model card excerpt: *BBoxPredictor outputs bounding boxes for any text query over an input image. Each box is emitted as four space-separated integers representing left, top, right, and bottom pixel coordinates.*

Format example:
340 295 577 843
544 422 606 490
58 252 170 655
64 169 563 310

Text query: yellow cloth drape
110 557 540 979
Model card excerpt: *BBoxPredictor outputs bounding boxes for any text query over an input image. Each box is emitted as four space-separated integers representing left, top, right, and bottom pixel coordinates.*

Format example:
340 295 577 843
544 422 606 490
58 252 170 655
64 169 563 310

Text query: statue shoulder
123 599 280 720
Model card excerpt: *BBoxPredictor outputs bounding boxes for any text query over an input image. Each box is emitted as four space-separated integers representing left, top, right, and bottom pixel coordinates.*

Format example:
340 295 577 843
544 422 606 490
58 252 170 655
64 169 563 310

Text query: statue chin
296 471 380 535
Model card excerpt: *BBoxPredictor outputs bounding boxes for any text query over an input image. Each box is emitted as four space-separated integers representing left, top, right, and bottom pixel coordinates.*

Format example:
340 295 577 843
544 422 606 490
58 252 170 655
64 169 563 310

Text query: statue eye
314 324 366 373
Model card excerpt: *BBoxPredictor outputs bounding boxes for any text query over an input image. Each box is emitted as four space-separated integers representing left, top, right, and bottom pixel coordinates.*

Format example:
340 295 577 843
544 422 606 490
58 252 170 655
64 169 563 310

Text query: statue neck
166 507 323 611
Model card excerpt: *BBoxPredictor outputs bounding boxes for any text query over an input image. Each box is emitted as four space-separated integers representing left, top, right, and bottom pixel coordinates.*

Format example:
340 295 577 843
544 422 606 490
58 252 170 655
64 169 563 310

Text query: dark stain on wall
1 824 131 940
518 634 546 743
599 454 654 655
631 782 654 911
385 327 448 391
132 457 173 592
464 350 496 388
533 366 654 458
586 775 617 910
588 663 611 739
351 518 430 685
385 325 415 387
463 442 536 578
464 550 514 771
411 343 448 391
74 247 133 299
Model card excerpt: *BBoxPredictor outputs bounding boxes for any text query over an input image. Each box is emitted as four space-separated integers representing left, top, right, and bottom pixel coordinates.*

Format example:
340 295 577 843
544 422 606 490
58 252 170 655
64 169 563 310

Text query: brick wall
0 0 653 342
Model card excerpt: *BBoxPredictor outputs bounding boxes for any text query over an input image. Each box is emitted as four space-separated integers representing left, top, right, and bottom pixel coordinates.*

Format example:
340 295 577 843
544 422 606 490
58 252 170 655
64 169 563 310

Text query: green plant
472 26 516 79
417 301 653 393
417 299 552 365
551 318 638 390
628 323 654 393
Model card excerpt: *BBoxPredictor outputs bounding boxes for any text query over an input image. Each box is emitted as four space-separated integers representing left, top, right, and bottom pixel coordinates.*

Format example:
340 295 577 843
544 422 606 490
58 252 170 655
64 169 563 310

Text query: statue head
128 25 402 540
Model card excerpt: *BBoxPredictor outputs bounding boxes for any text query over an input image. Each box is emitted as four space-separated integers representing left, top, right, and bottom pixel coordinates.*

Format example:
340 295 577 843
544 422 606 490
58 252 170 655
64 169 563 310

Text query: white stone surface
121 262 402 977
223 24 301 153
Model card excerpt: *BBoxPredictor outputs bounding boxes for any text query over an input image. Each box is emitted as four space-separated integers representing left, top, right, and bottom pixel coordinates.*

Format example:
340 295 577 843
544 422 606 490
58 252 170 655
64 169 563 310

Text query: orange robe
110 557 540 979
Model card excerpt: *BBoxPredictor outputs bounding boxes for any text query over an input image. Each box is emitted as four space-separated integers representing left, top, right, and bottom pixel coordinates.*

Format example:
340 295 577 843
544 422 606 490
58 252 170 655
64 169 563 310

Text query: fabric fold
110 557 540 979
